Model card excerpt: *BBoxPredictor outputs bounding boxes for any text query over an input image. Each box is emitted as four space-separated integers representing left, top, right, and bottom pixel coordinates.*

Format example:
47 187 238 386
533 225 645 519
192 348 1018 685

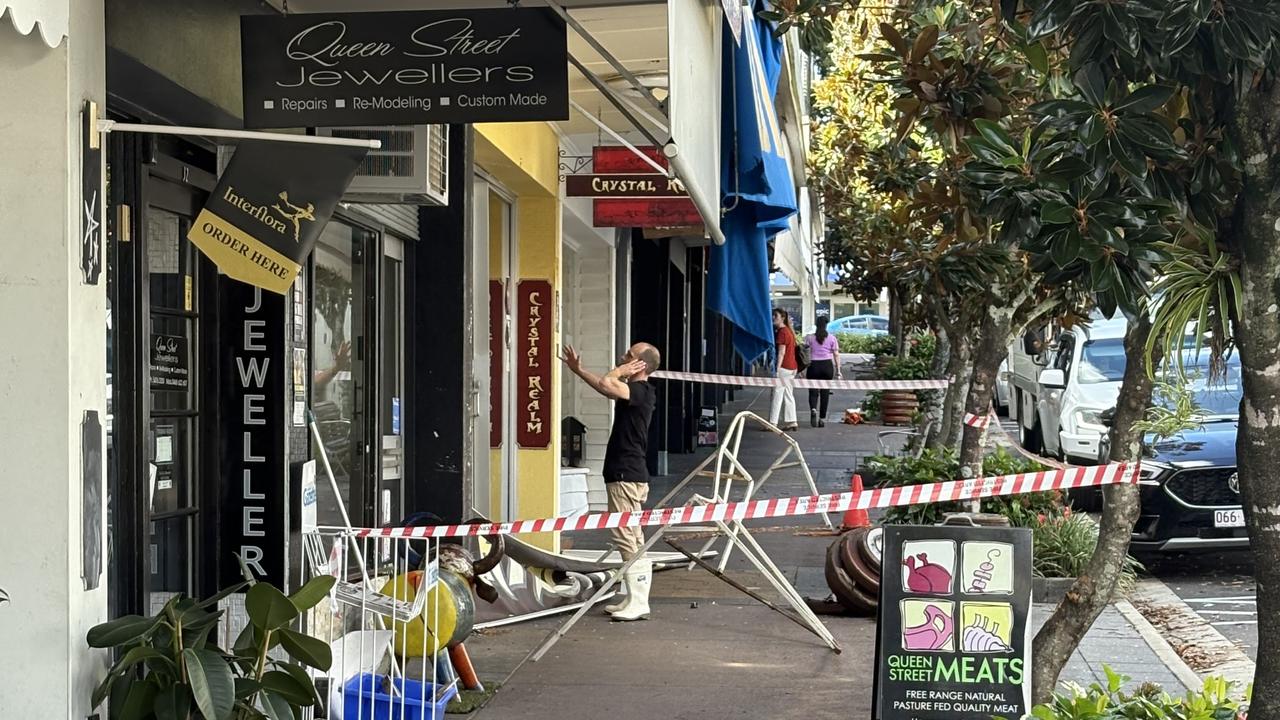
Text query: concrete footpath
461 386 1197 718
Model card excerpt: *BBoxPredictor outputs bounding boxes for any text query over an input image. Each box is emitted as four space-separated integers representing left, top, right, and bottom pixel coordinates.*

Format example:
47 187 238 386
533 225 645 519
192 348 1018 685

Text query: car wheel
1020 418 1043 455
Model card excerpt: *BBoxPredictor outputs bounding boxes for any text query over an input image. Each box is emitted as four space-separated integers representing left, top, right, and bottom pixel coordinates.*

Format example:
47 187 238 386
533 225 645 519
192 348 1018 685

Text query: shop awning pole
96 119 382 149
663 143 727 246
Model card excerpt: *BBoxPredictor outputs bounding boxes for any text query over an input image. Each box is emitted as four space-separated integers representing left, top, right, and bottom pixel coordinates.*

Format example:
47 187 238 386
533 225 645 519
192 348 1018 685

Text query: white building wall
0 2 108 715
571 242 617 510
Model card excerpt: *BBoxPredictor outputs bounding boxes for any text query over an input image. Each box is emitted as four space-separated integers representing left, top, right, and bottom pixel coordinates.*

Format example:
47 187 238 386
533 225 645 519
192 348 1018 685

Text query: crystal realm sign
874 525 1034 720
516 280 553 449
240 8 568 128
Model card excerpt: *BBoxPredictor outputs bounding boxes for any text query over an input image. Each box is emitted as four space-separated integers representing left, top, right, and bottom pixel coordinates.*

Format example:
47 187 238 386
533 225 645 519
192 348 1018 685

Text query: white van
1009 315 1128 463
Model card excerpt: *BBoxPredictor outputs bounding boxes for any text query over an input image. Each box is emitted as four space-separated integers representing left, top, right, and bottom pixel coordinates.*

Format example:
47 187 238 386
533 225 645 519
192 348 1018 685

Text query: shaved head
630 342 661 374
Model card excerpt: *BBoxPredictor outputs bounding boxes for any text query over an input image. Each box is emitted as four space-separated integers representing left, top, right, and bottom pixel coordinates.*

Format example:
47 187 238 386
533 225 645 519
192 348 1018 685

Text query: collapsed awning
3 0 67 47
708 0 797 362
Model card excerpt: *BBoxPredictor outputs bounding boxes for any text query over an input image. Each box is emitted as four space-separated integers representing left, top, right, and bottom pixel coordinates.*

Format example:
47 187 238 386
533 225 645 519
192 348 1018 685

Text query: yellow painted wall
478 122 562 550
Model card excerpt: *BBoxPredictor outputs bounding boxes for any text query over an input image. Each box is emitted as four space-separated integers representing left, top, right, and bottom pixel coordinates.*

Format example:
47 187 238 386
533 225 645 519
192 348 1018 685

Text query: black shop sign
150 333 190 391
218 283 288 587
240 7 568 128
874 525 1033 720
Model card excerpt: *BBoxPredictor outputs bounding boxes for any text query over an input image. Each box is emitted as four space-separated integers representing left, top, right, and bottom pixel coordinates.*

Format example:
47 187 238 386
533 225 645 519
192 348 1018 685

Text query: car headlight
1137 462 1170 486
1075 408 1108 430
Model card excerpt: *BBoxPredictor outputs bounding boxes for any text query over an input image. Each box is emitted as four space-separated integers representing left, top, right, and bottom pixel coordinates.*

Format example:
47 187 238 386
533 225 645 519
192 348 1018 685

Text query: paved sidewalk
460 386 1196 718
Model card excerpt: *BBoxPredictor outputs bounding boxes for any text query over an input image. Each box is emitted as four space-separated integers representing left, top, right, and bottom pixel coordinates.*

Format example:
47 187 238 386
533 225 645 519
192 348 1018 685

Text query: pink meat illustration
903 553 953 594
903 604 954 651
962 614 1014 653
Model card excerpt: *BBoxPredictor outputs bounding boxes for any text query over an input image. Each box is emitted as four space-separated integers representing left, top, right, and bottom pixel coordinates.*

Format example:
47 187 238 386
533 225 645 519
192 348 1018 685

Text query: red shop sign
590 146 702 228
489 280 505 449
516 279 553 449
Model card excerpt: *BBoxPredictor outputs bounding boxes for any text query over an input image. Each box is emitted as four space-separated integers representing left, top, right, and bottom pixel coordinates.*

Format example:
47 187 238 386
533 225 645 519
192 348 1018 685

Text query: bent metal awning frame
546 0 726 246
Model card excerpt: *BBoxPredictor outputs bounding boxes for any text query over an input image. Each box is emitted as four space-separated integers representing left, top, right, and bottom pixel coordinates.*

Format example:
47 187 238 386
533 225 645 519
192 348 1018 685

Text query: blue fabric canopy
707 0 798 363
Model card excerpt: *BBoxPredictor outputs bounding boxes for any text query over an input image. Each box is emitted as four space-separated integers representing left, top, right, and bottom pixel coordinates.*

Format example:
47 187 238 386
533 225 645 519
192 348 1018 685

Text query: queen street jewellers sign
241 7 568 129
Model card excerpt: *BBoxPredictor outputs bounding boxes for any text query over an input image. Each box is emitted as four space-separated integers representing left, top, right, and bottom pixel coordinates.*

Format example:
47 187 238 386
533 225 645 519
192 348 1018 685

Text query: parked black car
1094 352 1246 552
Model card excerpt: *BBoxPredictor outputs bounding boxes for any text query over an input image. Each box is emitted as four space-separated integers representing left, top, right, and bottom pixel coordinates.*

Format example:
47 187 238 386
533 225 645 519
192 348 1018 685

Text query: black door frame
108 136 219 614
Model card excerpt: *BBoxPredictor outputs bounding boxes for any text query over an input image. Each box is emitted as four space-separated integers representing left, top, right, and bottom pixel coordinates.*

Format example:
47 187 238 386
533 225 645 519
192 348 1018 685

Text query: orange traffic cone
842 473 870 529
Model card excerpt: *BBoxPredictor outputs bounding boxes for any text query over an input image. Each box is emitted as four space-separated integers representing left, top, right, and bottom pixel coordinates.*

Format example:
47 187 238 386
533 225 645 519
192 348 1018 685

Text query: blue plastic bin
343 673 457 720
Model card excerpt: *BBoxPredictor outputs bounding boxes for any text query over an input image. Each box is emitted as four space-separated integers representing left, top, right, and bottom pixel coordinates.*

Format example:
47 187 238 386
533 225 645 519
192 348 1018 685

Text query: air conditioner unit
315 125 449 206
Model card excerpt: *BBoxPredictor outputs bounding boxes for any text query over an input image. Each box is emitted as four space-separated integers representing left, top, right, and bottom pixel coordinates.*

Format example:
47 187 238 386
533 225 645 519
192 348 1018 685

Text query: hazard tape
342 462 1139 539
649 369 949 391
963 412 991 429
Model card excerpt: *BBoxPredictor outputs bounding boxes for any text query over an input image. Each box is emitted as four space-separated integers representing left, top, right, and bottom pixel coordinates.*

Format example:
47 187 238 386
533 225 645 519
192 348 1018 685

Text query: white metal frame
524 411 841 665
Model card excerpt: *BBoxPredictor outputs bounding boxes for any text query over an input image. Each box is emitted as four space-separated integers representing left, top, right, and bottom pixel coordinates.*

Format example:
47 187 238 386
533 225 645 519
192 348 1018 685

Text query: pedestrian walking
560 341 662 622
805 318 841 427
769 308 800 431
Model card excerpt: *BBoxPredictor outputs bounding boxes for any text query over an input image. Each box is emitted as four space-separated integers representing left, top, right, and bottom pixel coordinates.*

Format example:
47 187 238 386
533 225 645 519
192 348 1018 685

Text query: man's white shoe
610 560 652 622
604 574 631 614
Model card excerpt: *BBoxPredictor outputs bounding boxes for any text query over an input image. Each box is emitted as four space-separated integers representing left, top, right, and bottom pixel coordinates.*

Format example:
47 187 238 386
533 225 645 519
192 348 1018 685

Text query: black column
405 125 473 523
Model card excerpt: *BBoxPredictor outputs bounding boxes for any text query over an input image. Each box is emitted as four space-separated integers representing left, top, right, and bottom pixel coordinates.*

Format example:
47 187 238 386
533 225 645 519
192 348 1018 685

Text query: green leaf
973 119 1018 156
258 690 295 720
197 581 251 610
1050 231 1079 267
119 679 161 720
91 670 120 710
279 628 332 671
236 677 265 699
1041 201 1075 224
246 581 300 632
87 614 161 648
154 685 193 720
1079 115 1106 147
1040 156 1093 184
1074 64 1107 107
1114 85 1175 114
262 670 318 706
911 25 939 63
278 663 323 707
1024 42 1050 74
1028 0 1072 38
288 575 336 612
184 647 236 720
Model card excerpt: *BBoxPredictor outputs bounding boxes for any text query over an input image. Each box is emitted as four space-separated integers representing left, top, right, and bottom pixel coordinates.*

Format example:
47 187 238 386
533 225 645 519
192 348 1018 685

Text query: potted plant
1031 511 1143 604
87 573 335 720
879 355 932 425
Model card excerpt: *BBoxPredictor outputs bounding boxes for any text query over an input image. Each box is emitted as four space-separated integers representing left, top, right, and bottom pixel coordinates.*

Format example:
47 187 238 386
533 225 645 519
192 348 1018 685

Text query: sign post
874 525 1034 720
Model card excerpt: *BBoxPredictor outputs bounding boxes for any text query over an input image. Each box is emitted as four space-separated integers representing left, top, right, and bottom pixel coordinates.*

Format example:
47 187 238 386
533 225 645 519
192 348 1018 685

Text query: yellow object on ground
378 571 458 658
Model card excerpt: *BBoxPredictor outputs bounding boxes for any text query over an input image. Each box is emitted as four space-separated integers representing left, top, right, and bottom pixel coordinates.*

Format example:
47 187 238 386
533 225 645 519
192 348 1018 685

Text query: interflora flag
188 139 367 294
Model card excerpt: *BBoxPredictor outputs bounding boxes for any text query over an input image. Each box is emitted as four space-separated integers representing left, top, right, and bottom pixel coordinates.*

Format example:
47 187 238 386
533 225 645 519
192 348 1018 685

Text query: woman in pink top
804 317 841 427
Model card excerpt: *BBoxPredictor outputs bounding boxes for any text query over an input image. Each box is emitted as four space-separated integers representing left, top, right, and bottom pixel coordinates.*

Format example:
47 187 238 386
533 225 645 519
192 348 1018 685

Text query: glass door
311 221 376 527
144 176 207 611
379 235 406 527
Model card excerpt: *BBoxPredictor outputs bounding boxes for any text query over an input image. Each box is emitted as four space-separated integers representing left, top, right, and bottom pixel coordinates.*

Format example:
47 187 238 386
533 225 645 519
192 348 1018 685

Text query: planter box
1033 576 1077 604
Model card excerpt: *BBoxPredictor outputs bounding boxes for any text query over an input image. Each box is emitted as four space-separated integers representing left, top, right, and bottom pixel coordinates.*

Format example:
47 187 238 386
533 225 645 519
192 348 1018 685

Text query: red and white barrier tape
963 412 991 429
649 369 949 391
340 462 1139 539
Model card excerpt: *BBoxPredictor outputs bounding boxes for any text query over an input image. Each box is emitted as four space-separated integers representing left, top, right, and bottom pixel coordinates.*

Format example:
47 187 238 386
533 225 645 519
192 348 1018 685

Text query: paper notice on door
293 400 306 427
155 435 173 464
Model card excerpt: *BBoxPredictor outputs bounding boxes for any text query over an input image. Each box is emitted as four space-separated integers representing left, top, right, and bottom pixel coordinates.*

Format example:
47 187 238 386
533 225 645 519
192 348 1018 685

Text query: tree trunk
890 286 906 357
1227 80 1280 719
922 328 951 448
933 333 973 450
958 308 1013 479
1030 316 1155 703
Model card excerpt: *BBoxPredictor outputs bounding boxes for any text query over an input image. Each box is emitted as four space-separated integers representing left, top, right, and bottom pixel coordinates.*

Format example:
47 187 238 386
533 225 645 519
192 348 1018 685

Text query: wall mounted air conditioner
315 125 449 206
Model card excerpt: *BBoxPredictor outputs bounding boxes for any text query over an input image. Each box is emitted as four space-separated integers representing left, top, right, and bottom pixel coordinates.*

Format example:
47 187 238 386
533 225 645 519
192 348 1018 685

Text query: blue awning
707 0 798 363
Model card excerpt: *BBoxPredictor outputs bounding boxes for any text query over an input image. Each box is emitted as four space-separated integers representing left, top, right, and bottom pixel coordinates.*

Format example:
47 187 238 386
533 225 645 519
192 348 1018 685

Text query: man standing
560 342 661 622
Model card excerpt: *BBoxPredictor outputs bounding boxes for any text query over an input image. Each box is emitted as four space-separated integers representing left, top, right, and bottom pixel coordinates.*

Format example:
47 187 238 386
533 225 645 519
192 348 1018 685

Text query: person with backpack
804 317 841 427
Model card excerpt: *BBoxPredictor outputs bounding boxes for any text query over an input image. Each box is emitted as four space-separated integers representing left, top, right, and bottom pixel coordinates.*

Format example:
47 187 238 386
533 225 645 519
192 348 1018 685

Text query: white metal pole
97 119 382 149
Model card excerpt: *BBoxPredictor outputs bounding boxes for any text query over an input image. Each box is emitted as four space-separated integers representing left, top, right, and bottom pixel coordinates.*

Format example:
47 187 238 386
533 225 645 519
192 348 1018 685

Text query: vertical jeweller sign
516 279 552 449
81 100 103 285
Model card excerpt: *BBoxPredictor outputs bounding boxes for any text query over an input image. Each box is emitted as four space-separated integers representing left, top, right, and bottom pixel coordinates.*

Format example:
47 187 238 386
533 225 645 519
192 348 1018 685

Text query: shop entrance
107 141 220 617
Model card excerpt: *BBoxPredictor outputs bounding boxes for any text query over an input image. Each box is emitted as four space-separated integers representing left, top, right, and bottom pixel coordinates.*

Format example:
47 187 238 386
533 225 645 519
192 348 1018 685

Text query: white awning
3 0 67 48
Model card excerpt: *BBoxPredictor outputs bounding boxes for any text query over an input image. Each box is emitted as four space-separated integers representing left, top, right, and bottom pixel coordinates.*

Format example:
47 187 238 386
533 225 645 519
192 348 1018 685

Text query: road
992 416 1260 663
1139 550 1258 661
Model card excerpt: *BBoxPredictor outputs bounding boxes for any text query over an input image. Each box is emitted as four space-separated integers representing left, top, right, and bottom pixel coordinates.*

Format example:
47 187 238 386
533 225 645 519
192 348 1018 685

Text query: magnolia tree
784 0 1248 701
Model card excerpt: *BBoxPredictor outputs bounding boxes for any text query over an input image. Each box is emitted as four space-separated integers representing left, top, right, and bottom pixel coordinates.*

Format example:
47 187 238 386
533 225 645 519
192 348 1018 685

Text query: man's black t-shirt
603 380 657 483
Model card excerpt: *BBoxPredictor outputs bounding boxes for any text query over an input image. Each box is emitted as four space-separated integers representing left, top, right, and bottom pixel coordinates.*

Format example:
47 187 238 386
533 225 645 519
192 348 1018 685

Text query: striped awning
3 0 67 48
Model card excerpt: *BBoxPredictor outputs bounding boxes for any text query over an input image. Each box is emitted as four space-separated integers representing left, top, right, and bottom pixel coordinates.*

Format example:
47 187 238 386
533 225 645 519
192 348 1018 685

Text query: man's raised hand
560 345 584 374
618 359 647 379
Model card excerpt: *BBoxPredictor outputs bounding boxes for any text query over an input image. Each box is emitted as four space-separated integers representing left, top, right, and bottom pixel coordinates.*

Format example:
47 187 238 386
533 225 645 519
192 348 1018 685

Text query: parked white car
1009 314 1127 463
